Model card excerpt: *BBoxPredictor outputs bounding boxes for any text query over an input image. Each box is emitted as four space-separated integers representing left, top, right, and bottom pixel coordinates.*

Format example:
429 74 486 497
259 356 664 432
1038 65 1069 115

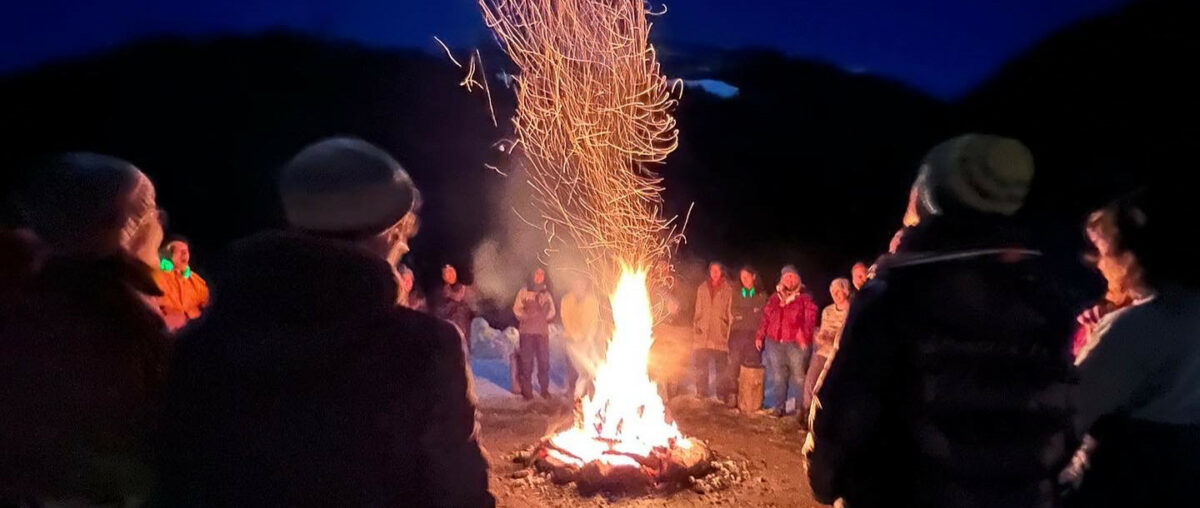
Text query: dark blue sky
3 0 1130 98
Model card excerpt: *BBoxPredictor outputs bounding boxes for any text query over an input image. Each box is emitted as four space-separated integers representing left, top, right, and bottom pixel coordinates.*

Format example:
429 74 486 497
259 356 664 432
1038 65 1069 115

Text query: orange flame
548 268 689 466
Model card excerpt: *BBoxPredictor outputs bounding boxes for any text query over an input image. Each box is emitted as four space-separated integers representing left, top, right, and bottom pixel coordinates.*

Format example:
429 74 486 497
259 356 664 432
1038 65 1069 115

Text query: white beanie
279 137 417 237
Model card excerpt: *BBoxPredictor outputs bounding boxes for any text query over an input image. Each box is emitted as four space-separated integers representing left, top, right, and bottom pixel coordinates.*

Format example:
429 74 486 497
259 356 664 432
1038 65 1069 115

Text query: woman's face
1089 228 1135 305
831 286 850 306
739 270 755 289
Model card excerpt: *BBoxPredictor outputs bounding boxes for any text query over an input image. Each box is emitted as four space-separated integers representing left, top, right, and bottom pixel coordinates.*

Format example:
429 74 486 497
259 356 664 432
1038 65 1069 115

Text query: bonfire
532 270 710 493
475 0 711 493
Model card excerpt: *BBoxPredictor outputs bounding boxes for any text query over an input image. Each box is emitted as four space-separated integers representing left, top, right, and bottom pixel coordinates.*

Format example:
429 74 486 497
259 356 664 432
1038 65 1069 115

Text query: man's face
171 243 190 268
533 268 545 285
709 264 722 282
782 273 800 291
851 264 868 289
442 266 458 285
739 270 755 289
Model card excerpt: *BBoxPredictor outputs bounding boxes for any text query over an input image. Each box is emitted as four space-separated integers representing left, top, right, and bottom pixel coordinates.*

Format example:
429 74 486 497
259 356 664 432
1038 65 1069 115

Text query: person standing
806 134 1075 508
155 137 493 506
802 278 852 420
851 262 869 292
755 265 818 417
1067 188 1200 507
693 261 733 400
1071 207 1143 361
725 265 767 407
397 264 428 312
436 264 476 342
1 153 170 506
154 238 210 332
560 275 600 398
513 267 557 400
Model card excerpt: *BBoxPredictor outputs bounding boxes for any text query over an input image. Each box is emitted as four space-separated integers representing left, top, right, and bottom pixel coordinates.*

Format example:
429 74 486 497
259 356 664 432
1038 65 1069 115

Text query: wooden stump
509 352 521 394
737 365 764 414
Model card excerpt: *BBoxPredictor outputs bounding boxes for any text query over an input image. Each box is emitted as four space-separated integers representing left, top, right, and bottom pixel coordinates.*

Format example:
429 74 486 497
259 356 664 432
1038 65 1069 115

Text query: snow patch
683 79 739 98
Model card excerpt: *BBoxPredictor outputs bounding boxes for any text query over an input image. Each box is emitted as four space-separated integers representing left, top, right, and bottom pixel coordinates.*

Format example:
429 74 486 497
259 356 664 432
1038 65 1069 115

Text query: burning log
532 434 712 495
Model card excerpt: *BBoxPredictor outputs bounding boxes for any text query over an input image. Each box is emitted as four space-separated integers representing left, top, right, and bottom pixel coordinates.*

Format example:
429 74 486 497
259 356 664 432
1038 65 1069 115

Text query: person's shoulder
384 306 468 353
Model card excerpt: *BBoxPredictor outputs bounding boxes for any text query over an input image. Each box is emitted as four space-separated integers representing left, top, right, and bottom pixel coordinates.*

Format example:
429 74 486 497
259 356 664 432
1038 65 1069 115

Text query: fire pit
516 270 715 495
532 431 712 495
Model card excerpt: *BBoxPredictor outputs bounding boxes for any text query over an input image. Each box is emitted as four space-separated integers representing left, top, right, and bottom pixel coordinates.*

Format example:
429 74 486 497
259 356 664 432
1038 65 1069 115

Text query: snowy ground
469 320 822 507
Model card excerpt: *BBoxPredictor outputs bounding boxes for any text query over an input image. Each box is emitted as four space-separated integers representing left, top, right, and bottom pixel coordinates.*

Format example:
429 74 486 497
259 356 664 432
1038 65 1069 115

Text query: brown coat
693 280 733 351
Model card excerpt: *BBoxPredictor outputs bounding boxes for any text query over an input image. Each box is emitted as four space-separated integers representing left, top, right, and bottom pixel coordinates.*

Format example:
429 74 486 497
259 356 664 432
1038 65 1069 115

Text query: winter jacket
0 252 170 503
560 292 600 341
513 285 556 336
155 232 493 507
730 286 768 334
806 218 1076 508
693 280 733 351
1070 287 1200 505
755 289 818 347
153 267 209 331
436 283 476 338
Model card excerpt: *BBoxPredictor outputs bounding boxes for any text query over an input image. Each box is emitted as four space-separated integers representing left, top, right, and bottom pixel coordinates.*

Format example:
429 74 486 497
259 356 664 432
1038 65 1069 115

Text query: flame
548 268 688 466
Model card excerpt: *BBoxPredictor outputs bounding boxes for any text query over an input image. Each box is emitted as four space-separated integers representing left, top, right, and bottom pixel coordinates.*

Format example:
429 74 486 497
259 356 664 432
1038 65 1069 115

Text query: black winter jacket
807 218 1077 508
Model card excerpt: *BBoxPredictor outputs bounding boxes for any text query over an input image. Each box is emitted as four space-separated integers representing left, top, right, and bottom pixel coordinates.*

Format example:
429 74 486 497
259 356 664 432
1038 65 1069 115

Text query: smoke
470 160 592 304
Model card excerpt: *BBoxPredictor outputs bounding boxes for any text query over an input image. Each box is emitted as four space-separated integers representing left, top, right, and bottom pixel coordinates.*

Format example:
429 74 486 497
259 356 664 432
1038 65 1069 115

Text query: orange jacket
154 268 209 331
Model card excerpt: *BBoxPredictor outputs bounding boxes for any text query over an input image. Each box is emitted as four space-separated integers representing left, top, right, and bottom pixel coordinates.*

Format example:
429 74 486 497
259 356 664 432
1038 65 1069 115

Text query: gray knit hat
781 265 799 278
280 137 417 237
19 152 156 254
914 134 1035 217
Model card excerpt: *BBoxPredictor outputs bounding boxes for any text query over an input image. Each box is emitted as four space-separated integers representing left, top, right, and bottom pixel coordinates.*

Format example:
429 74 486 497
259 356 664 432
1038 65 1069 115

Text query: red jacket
756 289 819 347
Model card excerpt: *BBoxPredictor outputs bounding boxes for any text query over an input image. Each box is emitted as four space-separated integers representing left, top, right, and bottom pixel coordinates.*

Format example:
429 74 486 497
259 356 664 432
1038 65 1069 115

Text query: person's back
865 234 1073 506
808 134 1075 508
0 154 170 504
155 138 492 507
1070 189 1200 507
157 233 490 507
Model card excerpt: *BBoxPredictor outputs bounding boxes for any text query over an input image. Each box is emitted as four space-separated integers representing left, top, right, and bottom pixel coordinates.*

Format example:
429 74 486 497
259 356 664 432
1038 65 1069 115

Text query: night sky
4 0 1131 98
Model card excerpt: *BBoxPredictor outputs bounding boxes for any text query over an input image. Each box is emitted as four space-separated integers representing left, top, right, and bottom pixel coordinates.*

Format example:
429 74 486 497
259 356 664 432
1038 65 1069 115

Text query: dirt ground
479 395 822 507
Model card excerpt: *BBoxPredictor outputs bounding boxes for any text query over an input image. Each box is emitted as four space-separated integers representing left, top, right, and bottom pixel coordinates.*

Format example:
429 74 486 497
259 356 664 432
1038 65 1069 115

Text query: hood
884 215 1038 270
211 231 399 324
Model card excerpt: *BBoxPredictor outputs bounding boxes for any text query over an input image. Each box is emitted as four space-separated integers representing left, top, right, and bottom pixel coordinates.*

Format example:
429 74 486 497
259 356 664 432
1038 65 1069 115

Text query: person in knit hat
755 264 818 418
1 153 170 506
157 137 494 507
801 277 853 420
806 134 1076 508
902 133 1035 226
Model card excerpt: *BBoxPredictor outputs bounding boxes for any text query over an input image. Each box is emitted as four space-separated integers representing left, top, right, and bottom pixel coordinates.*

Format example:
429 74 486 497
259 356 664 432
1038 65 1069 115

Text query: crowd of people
1 132 1198 507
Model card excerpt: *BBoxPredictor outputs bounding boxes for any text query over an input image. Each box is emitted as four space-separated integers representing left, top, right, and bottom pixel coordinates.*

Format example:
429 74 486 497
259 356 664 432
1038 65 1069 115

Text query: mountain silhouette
1 0 1192 302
